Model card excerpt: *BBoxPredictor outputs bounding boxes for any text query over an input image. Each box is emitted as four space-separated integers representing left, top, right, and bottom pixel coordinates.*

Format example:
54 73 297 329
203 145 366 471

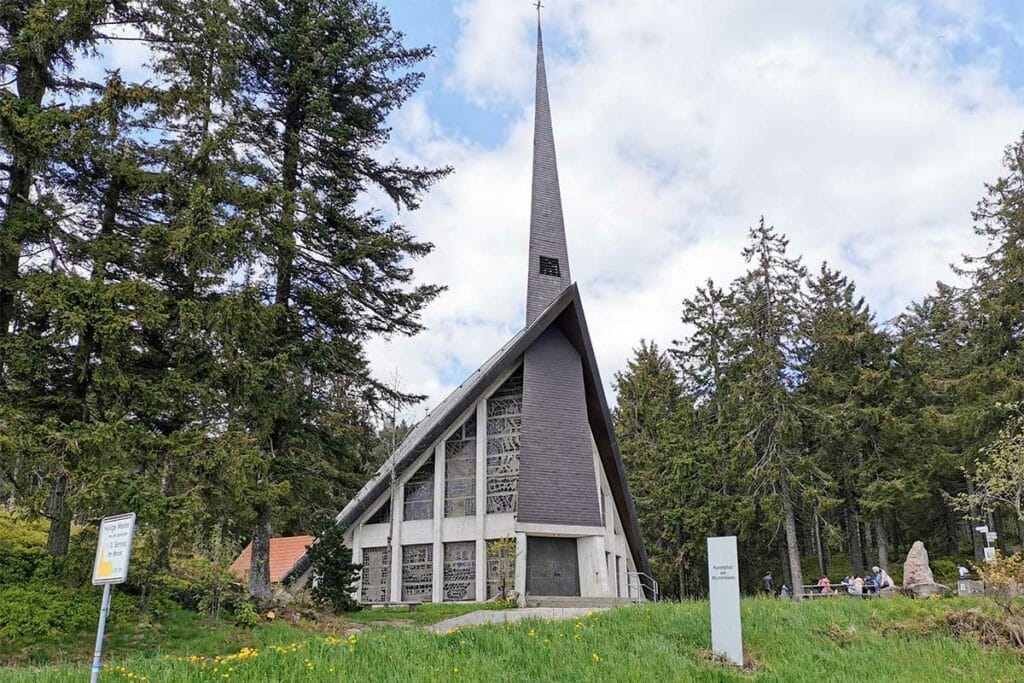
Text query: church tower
287 13 653 605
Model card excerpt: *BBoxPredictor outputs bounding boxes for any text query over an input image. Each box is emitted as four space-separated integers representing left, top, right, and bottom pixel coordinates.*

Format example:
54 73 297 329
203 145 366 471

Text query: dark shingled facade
518 326 603 527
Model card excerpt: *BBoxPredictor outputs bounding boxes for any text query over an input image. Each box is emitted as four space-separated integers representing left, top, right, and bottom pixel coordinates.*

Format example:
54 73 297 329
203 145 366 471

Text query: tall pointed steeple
517 12 603 532
526 15 572 325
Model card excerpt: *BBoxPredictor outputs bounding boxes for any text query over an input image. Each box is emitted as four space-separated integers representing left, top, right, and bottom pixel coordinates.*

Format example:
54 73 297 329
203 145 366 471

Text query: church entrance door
526 537 580 596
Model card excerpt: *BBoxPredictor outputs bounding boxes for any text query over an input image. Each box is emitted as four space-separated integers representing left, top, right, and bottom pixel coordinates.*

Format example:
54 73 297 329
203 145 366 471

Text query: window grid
443 542 476 602
401 544 433 602
360 547 391 604
445 416 476 517
486 369 522 514
403 457 434 521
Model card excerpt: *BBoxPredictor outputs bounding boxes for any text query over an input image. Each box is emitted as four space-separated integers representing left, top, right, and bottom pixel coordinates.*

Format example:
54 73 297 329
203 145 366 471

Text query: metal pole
90 583 112 683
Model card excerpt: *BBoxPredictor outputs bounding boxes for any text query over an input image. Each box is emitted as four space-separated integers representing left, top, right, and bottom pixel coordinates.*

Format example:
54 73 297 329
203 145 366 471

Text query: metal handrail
626 571 660 602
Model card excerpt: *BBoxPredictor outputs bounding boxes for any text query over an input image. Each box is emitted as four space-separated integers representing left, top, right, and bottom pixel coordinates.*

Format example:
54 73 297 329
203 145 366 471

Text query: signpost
707 536 743 667
90 513 136 683
976 525 998 563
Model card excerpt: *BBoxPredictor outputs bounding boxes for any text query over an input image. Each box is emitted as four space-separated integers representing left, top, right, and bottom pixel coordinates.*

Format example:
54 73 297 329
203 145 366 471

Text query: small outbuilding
228 535 314 584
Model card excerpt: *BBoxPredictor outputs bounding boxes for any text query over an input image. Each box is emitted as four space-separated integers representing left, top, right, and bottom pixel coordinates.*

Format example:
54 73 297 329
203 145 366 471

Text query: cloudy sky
368 0 1024 419
100 1 1024 419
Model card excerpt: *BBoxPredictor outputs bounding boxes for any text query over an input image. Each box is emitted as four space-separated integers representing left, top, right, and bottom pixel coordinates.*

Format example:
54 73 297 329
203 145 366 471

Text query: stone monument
902 540 949 597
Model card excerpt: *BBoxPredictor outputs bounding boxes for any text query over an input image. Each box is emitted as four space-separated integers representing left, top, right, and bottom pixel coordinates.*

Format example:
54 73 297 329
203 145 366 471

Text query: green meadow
3 597 1023 682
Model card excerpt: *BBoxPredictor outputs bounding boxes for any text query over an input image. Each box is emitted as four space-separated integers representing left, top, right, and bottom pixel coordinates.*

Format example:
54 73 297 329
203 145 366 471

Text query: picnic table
801 582 880 598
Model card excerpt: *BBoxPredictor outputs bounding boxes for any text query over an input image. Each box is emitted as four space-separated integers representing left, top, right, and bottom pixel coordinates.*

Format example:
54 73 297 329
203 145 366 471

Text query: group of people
761 566 896 598
817 566 896 596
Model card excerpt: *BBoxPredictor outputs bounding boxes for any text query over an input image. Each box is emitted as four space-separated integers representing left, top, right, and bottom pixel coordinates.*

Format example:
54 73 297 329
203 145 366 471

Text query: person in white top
872 566 895 591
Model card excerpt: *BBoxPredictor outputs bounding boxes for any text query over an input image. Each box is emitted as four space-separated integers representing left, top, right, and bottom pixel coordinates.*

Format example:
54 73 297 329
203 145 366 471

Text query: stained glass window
360 547 390 603
486 369 522 514
401 544 433 602
443 542 476 602
445 417 476 517
403 457 434 521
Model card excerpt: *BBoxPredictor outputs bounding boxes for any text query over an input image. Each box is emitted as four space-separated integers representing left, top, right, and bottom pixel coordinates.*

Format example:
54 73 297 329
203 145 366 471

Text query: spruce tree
799 264 894 572
726 218 808 595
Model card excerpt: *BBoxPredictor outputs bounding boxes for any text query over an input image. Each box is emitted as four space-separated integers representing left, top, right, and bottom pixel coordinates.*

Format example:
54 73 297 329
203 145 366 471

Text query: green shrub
0 584 127 641
0 514 49 586
931 559 958 586
233 600 260 628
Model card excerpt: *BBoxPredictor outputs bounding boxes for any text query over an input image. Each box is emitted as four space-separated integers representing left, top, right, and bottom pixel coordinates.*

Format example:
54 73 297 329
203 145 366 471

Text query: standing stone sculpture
902 540 949 597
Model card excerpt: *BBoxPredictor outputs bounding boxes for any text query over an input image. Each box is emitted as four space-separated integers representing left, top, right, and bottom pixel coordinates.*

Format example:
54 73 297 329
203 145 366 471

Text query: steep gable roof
284 286 651 592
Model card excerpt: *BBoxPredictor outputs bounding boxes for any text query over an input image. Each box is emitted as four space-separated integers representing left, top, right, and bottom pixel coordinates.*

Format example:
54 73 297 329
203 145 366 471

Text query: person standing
873 566 895 592
762 572 774 596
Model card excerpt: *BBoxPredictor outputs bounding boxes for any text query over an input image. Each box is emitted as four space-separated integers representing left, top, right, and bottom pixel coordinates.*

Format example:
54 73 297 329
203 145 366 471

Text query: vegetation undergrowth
4 598 1023 682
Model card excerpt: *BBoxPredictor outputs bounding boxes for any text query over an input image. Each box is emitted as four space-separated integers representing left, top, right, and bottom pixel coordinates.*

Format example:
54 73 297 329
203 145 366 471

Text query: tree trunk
678 558 685 600
0 62 46 352
844 491 865 574
781 480 804 596
966 478 985 563
779 544 791 593
45 474 71 556
248 501 273 602
813 511 827 578
152 459 174 571
875 517 889 571
862 518 874 563
993 507 1005 553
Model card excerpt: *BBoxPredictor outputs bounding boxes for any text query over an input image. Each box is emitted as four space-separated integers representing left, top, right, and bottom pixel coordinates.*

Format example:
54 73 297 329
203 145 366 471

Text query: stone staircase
522 595 633 608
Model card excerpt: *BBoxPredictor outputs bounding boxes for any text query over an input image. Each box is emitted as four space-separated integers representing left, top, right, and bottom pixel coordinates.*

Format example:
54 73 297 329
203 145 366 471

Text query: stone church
288 21 652 605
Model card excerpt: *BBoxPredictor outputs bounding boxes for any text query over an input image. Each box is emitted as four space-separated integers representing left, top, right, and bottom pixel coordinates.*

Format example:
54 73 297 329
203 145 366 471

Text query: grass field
3 597 1022 682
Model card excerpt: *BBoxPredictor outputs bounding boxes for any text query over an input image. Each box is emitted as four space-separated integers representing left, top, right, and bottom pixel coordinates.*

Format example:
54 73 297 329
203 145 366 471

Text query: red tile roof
228 535 314 583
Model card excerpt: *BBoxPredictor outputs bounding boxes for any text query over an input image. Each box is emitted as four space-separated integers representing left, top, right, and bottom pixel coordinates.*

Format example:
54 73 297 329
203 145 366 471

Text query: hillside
4 598 1023 682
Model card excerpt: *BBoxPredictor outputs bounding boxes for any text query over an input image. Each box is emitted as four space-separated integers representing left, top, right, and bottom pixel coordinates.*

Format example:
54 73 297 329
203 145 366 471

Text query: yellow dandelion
592 653 601 662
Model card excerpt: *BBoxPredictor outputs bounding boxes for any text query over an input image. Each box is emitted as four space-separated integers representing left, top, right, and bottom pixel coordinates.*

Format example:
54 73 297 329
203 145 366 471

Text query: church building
288 20 653 605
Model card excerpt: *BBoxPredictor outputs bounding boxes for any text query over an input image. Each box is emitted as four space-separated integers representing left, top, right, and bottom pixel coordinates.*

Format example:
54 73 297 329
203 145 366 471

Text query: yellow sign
92 513 136 585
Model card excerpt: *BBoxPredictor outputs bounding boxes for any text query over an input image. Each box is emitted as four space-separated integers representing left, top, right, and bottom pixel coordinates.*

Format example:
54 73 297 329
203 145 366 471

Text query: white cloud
372 0 1024 416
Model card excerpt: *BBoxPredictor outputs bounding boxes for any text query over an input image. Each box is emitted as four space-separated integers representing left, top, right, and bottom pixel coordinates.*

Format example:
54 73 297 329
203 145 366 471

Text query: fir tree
221 0 449 600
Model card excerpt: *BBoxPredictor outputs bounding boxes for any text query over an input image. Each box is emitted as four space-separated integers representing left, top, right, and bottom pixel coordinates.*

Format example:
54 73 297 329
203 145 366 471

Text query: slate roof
229 535 313 583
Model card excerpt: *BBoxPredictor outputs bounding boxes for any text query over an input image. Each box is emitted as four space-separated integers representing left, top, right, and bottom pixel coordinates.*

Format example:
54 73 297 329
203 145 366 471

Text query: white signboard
92 513 137 585
707 536 743 667
986 532 998 544
984 546 997 563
